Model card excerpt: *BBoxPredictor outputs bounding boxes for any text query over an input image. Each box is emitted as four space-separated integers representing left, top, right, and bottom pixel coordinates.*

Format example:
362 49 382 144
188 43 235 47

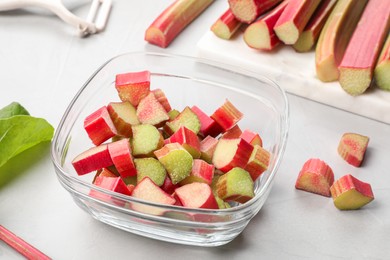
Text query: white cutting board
197 31 390 124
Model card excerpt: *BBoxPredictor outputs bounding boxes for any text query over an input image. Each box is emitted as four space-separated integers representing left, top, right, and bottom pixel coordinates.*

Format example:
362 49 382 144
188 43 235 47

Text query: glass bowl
51 52 289 247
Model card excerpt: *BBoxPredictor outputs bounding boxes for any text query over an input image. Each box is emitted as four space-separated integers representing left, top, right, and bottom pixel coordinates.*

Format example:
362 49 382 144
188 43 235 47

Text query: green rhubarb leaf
0 102 30 119
0 115 54 168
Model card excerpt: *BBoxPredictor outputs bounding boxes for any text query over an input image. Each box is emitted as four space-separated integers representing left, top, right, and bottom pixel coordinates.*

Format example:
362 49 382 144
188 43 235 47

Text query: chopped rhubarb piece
337 133 369 167
84 106 117 145
180 159 215 185
375 35 390 90
228 0 283 24
107 101 139 138
216 167 254 203
145 0 214 48
315 0 367 82
199 135 218 163
212 138 254 173
152 88 172 112
274 0 321 45
339 0 390 96
240 129 263 146
161 176 180 195
131 124 164 157
72 144 113 175
243 1 288 51
136 92 169 126
134 158 167 186
295 158 334 197
211 9 242 40
175 182 218 209
211 99 243 132
221 124 242 139
244 145 270 181
115 71 150 107
93 176 132 197
165 126 201 158
330 174 374 210
108 139 137 178
293 0 337 52
165 106 201 135
191 105 222 137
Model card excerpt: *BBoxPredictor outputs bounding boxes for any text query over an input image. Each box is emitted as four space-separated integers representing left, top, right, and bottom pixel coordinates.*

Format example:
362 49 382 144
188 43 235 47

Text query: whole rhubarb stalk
339 0 390 96
244 1 288 51
292 0 337 52
315 0 367 82
273 0 321 45
145 0 214 48
211 9 242 40
374 35 390 90
228 0 283 24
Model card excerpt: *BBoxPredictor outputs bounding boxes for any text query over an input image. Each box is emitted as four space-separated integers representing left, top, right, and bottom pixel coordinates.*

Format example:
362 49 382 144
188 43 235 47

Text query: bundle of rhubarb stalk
144 0 390 96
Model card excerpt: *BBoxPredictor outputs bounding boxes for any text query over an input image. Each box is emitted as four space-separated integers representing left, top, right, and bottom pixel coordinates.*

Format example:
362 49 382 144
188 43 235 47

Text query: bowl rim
50 51 290 215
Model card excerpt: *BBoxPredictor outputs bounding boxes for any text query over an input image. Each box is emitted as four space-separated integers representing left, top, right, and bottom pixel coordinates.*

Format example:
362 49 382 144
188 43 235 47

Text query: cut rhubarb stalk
134 158 167 186
375 35 390 90
72 144 113 176
243 1 288 51
165 126 201 158
0 225 51 260
84 106 118 145
131 124 164 157
330 174 374 210
274 0 321 45
175 182 219 209
107 101 139 138
199 135 218 163
221 124 242 139
108 139 137 178
115 71 150 107
93 175 132 196
315 0 368 82
374 35 390 90
161 176 179 195
165 106 201 135
211 9 242 40
244 145 270 181
228 0 283 24
339 0 390 96
295 158 334 197
337 133 369 167
240 129 263 147
211 99 243 132
152 88 172 112
191 105 222 137
293 0 337 52
145 0 214 48
180 159 215 185
136 92 169 126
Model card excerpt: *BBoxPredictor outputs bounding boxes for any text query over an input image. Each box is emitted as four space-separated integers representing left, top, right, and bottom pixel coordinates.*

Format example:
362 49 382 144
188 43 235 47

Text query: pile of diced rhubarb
72 71 270 210
145 0 390 94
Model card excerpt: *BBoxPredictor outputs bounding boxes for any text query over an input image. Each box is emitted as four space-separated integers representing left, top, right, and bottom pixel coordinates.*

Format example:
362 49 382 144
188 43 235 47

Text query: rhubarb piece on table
330 174 374 210
145 0 214 48
115 71 150 107
274 0 321 45
243 1 288 51
131 124 164 157
84 106 117 145
165 126 201 158
244 145 270 182
72 144 113 176
240 129 263 147
339 0 390 96
374 35 390 90
165 106 201 135
107 101 139 138
199 135 218 163
337 133 369 167
175 182 219 209
191 105 222 138
212 138 254 173
295 158 334 197
154 143 194 184
134 158 167 186
315 0 367 82
221 125 242 139
216 167 255 203
211 9 242 40
152 88 172 112
228 0 283 24
108 139 137 178
136 92 169 126
211 99 243 132
180 159 215 185
293 0 337 52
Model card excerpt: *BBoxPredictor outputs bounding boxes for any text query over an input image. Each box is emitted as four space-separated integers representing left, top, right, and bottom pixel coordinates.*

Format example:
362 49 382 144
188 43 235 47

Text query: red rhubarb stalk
228 0 283 24
0 225 51 260
292 0 337 52
145 0 214 48
339 0 390 96
374 35 390 90
211 9 242 40
274 0 321 45
244 1 288 51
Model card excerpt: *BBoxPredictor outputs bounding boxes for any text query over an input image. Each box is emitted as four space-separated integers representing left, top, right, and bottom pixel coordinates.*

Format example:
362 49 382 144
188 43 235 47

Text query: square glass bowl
51 52 289 247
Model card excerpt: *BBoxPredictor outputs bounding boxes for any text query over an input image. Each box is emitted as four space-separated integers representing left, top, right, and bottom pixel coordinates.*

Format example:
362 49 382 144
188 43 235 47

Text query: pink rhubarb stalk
228 0 283 24
375 35 390 91
211 9 242 40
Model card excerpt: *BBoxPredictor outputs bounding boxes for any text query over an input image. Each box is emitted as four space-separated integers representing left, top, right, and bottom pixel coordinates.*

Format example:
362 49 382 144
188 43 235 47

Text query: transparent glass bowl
51 52 289 247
